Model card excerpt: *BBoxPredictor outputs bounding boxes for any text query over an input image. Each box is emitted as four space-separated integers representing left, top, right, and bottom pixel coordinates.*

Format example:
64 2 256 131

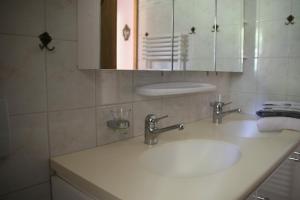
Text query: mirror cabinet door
78 0 101 70
101 0 117 69
174 0 216 71
215 0 244 72
138 0 174 71
77 0 244 72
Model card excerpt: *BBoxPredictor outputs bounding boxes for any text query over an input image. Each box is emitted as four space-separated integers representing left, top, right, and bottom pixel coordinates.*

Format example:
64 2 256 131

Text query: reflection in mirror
174 0 215 71
101 0 137 70
92 0 174 70
173 0 244 72
78 0 244 72
215 0 244 72
138 0 174 71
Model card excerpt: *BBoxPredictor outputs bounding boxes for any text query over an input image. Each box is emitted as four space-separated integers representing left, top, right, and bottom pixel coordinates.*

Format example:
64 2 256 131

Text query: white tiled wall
0 35 47 115
230 0 300 115
0 183 51 200
0 0 230 199
0 0 293 199
0 113 49 195
47 40 95 111
48 108 97 156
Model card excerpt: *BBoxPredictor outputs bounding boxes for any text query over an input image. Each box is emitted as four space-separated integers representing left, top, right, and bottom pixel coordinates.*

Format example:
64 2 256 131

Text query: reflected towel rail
142 34 188 70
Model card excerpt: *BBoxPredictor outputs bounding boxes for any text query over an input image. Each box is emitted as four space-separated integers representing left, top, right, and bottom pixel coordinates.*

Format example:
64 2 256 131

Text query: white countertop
51 114 300 200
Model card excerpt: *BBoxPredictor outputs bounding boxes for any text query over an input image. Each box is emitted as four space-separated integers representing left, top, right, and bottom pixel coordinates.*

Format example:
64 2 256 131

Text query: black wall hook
39 32 55 51
189 27 196 34
285 15 295 25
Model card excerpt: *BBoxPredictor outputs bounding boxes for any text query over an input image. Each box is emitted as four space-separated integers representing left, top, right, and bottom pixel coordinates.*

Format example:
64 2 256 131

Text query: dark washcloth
256 110 300 119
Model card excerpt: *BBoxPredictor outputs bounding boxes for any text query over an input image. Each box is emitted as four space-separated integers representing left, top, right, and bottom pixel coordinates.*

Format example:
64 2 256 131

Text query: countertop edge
50 115 300 200
51 161 121 200
51 139 300 200
239 140 300 199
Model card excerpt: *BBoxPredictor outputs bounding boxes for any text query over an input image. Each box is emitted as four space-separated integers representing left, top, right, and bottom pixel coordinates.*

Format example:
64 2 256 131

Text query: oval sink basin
140 139 240 178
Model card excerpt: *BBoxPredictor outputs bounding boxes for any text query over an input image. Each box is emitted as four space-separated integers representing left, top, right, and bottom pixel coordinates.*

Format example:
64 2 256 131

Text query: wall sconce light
123 24 131 41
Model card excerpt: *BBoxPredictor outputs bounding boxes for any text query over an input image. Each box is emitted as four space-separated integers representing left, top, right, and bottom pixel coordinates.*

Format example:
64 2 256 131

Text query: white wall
230 0 300 114
0 0 231 199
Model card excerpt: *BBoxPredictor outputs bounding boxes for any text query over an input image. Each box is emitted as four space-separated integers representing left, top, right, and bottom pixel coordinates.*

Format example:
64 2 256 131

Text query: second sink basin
220 120 281 138
140 139 240 178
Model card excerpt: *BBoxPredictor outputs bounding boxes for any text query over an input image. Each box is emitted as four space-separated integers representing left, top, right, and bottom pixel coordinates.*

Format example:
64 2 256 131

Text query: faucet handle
146 114 168 123
223 101 232 106
210 101 232 107
155 115 168 122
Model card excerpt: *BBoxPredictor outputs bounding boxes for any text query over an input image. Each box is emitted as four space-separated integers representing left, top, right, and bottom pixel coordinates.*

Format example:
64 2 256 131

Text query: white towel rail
142 34 188 70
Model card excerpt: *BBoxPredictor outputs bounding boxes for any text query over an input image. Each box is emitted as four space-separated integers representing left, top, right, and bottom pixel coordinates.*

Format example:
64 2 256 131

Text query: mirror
95 0 174 71
138 0 174 71
173 0 244 71
215 0 244 72
101 0 137 70
77 0 244 72
174 0 215 71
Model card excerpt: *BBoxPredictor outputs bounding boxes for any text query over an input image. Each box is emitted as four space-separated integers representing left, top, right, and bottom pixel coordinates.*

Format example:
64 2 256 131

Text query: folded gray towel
257 101 300 119
263 106 300 111
256 110 300 119
263 101 300 107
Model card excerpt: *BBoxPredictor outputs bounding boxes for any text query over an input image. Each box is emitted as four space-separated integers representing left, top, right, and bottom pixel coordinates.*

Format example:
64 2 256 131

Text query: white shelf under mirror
135 82 216 97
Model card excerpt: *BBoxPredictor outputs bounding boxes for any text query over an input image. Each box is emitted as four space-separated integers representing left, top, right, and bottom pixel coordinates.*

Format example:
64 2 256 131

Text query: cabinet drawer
253 145 300 200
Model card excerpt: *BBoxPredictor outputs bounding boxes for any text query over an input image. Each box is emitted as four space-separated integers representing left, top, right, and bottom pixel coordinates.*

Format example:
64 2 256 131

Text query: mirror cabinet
77 0 244 72
138 0 174 71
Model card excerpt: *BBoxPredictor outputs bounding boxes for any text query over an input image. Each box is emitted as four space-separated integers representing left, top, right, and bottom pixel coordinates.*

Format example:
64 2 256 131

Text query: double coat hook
189 27 196 34
39 32 55 51
285 15 295 25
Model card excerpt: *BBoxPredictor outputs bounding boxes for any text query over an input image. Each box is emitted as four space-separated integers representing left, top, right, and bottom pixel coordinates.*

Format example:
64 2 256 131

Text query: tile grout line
9 111 48 117
8 98 176 117
0 181 50 198
0 32 39 38
132 71 136 136
94 71 98 147
43 1 54 199
0 34 77 42
43 0 51 158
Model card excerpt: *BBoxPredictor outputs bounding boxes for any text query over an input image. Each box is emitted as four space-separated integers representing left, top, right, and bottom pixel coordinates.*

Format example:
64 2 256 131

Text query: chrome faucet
144 114 184 145
210 101 241 124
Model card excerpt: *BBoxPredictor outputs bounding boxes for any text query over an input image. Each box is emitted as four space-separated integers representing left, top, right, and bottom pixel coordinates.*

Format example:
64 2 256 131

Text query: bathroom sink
140 139 240 178
220 120 281 138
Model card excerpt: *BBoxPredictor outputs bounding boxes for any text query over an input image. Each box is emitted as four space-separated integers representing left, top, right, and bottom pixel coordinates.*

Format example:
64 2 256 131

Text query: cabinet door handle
211 24 220 32
289 157 300 162
256 196 270 200
289 151 300 162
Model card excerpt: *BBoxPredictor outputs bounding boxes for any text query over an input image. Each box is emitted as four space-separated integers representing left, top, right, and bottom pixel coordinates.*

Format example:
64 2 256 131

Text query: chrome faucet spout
210 101 241 124
152 124 184 135
222 108 241 116
144 114 184 145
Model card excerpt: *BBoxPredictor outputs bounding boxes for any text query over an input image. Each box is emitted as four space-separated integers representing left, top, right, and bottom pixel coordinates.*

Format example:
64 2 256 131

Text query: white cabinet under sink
51 176 95 200
247 145 300 200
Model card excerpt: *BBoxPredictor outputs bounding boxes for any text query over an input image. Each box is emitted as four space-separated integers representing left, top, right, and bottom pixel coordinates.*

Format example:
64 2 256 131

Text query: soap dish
107 119 130 130
106 108 131 134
